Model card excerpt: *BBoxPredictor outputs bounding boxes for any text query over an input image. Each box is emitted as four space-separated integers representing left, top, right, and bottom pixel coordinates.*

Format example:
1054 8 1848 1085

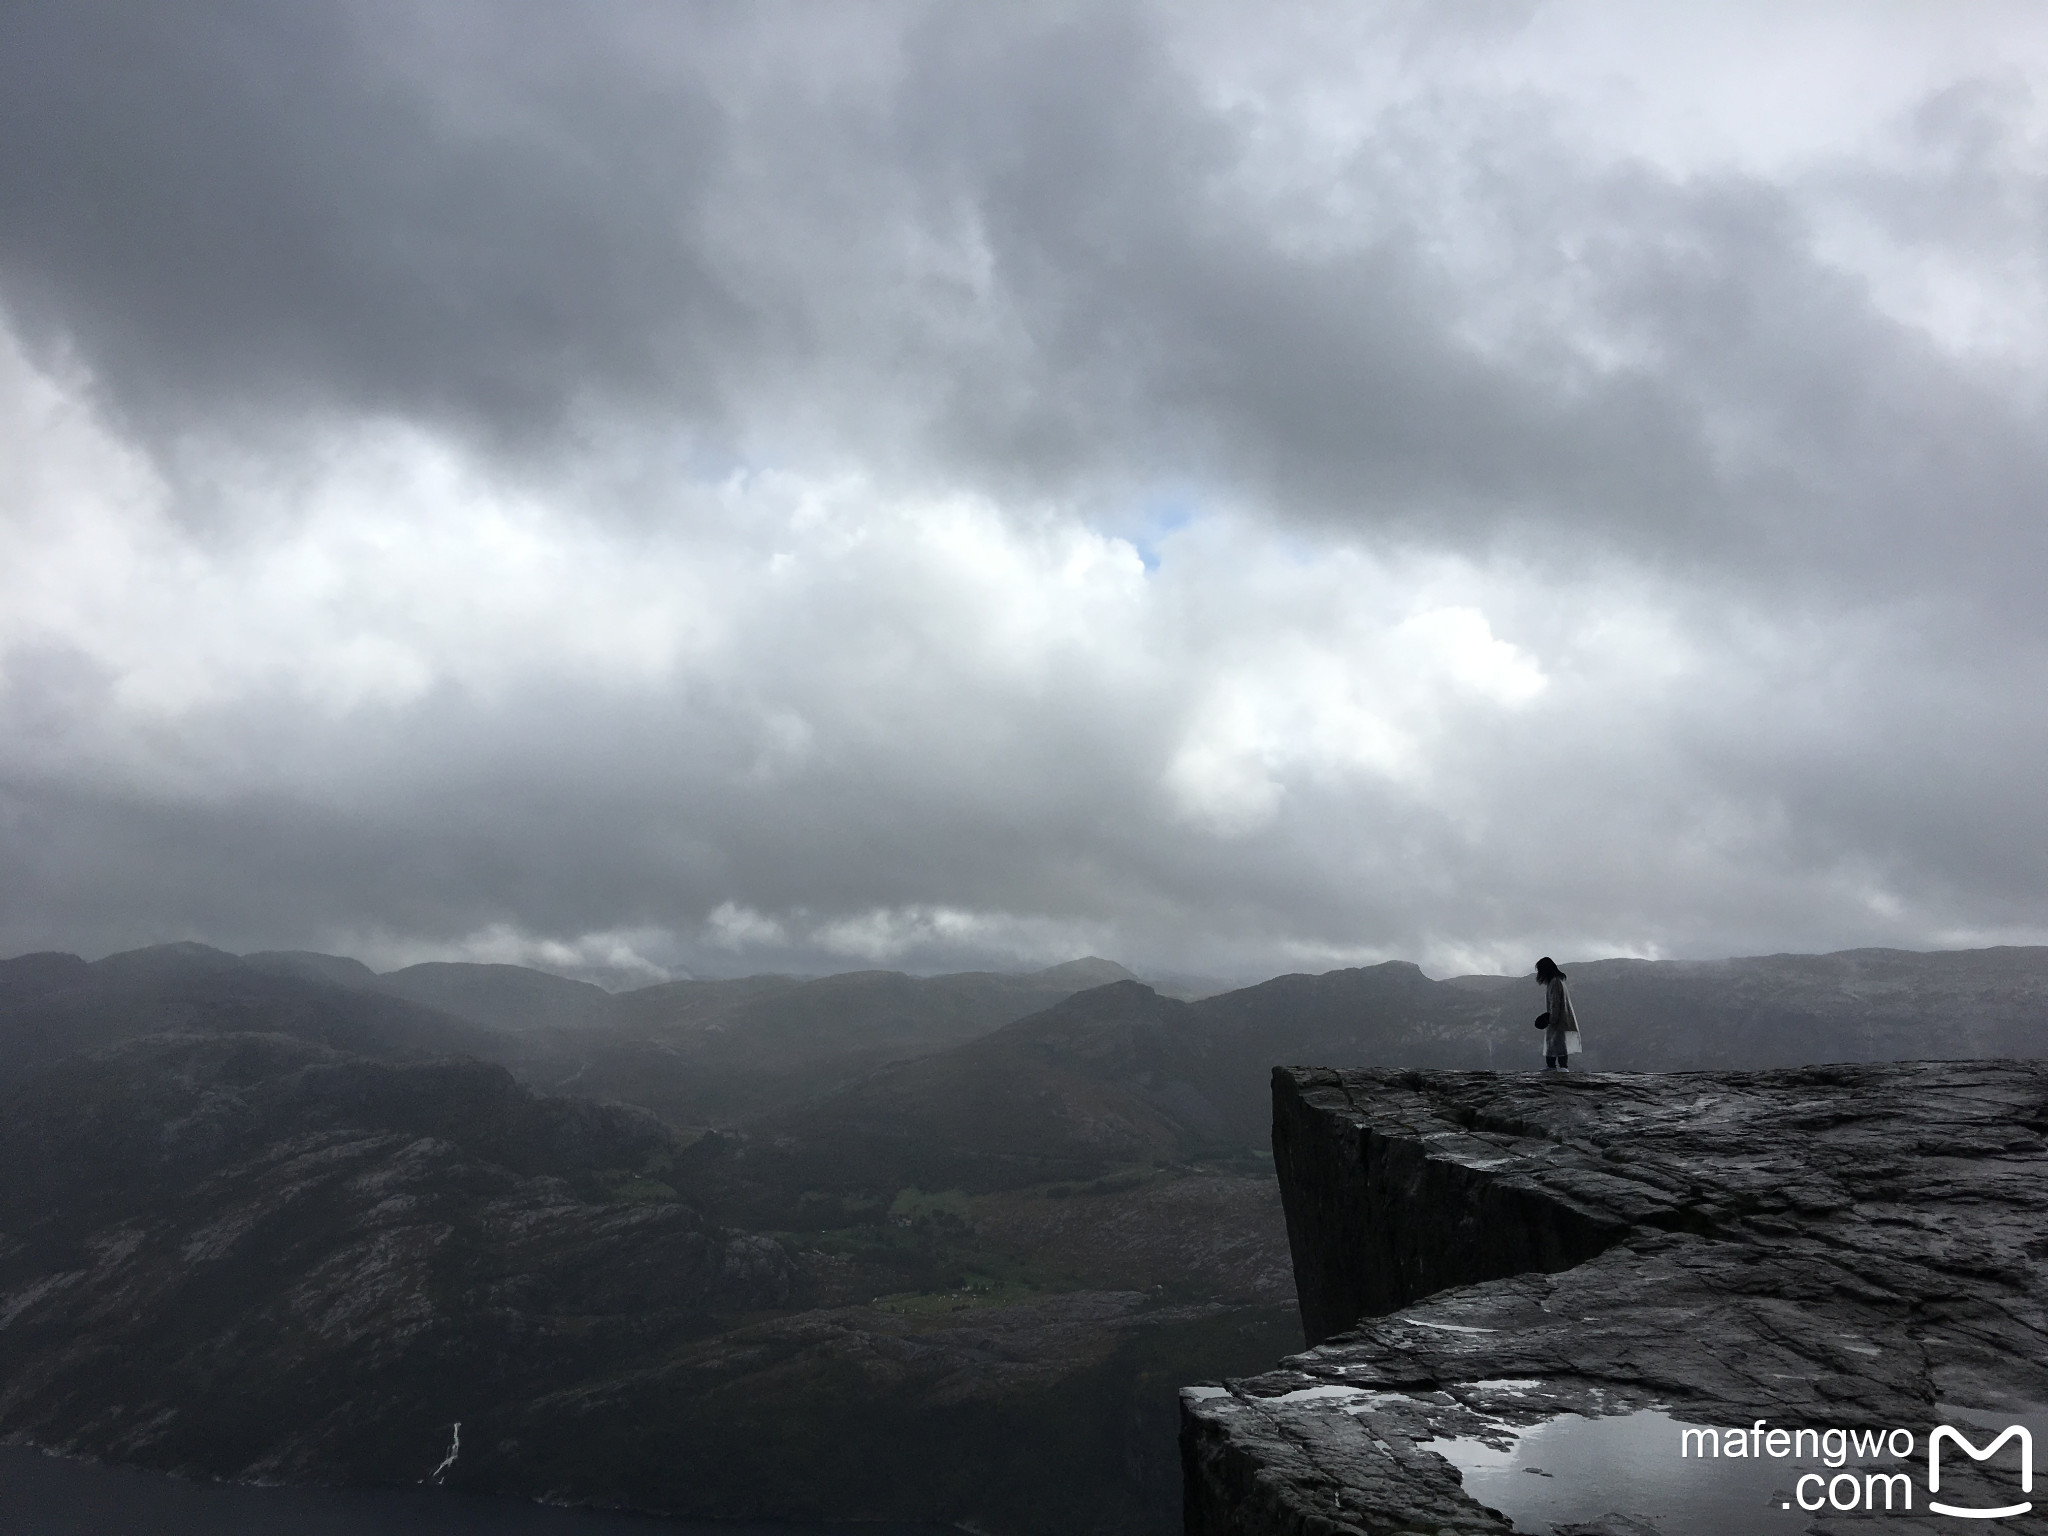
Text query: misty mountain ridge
704 945 2048 1213
0 944 1165 1123
5 938 2048 1532
0 943 504 1083
28 937 2048 1214
11 941 2048 1106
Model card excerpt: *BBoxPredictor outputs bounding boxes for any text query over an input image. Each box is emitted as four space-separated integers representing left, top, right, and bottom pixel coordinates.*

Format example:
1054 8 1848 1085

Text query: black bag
1532 1011 1550 1030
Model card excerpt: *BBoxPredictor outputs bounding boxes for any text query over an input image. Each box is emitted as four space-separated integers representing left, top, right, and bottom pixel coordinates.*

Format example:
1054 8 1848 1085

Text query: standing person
1535 957 1579 1070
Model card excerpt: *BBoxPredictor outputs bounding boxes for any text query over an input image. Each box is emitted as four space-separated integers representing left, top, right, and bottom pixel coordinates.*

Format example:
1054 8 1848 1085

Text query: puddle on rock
1421 1406 2046 1535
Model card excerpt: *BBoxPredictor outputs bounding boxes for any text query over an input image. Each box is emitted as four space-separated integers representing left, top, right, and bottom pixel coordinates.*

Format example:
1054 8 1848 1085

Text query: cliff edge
1181 1062 2048 1534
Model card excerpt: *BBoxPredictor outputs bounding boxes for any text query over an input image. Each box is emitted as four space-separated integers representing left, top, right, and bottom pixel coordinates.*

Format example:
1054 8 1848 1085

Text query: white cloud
810 906 1109 968
5 4 2048 978
341 922 678 987
705 902 789 952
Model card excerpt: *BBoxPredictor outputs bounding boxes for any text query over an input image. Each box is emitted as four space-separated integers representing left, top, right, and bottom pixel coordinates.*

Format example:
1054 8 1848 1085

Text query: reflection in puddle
1430 1409 1796 1535
1422 1407 2010 1535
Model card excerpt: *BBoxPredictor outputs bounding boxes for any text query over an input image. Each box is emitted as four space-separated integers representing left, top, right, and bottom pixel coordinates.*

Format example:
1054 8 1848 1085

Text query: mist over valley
4 941 2045 1531
8 2 2048 1529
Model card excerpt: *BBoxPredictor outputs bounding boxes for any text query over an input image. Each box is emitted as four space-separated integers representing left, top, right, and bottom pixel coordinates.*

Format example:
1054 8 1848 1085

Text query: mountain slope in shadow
369 960 619 1032
413 959 1143 1125
0 1031 783 1487
5 946 1153 1129
578 963 1143 1123
0 944 506 1083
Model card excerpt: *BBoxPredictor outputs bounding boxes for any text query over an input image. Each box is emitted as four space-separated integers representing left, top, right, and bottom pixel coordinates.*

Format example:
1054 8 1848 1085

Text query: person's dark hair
1535 956 1566 980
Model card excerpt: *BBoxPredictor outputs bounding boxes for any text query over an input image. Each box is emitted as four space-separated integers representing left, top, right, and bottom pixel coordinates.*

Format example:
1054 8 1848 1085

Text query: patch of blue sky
1127 491 1199 573
653 428 756 487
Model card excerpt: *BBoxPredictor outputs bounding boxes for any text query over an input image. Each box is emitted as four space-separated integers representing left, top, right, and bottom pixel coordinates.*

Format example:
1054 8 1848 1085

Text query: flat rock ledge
1181 1062 2048 1535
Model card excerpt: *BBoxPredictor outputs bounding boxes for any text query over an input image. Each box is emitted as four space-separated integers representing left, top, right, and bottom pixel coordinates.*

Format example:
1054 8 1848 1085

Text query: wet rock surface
1182 1063 2048 1534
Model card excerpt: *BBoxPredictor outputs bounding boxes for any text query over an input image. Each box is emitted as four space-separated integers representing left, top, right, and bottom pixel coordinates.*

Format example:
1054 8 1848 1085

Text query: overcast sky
4 1 2047 984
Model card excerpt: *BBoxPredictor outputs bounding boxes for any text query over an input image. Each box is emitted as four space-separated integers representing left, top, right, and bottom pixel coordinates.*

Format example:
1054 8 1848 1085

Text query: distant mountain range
701 946 2048 1219
0 943 503 1078
9 940 2046 1206
2 940 2045 1532
1 944 1157 1116
11 938 2046 1218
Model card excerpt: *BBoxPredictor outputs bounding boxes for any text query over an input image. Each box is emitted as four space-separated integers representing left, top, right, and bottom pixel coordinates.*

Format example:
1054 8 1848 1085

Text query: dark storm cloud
4 1 2048 978
891 41 2048 610
0 0 745 443
5 1 2042 603
8 590 2045 978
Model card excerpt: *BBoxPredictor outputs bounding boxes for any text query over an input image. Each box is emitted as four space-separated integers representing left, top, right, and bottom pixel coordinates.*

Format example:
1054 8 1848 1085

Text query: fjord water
0 1447 944 1536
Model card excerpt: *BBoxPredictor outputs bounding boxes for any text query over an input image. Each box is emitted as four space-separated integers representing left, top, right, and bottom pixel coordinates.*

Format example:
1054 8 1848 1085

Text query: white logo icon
1929 1425 2032 1520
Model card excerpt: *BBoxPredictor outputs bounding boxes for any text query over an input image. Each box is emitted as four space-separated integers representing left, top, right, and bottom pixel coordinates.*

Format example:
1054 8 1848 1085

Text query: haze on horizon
5 1 2047 986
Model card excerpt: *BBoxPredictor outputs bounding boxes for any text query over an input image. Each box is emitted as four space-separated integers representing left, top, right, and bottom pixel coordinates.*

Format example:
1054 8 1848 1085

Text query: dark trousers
1544 1054 1569 1070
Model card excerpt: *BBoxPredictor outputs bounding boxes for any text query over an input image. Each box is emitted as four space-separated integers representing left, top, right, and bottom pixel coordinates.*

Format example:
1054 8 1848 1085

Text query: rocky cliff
1182 1063 2048 1534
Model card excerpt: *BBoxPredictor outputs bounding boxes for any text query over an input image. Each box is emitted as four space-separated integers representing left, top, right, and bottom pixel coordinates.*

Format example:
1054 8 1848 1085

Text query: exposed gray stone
1183 1063 2048 1534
